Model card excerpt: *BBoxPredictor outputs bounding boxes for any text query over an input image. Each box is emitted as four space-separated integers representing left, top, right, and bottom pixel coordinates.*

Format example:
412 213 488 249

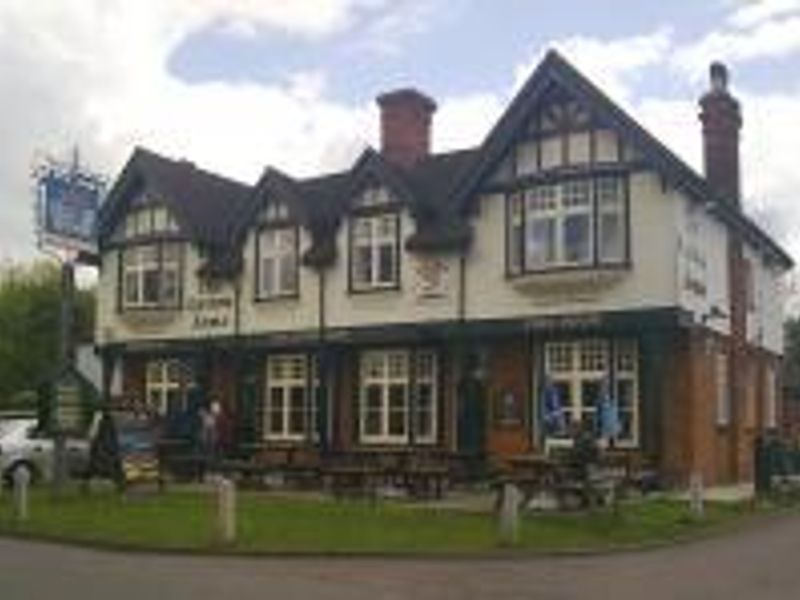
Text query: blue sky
2 0 800 266
169 1 727 102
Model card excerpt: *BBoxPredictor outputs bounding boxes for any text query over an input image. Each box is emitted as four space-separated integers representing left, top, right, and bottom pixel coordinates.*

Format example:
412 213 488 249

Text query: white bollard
689 471 704 519
13 467 30 523
215 476 236 545
499 482 521 546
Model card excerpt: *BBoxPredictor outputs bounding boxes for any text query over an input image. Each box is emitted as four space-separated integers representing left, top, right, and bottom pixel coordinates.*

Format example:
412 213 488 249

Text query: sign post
32 147 104 495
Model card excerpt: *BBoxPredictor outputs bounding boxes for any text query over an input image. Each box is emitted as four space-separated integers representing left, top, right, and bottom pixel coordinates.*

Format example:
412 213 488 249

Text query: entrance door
457 376 486 456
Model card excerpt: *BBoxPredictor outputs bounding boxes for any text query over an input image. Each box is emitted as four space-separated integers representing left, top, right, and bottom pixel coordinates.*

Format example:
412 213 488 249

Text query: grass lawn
0 487 758 555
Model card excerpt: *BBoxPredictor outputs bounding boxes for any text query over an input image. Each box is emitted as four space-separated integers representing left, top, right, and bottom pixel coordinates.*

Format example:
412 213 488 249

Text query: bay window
122 242 182 309
543 339 639 446
264 354 317 442
256 227 298 299
508 174 628 274
359 349 437 444
350 213 400 291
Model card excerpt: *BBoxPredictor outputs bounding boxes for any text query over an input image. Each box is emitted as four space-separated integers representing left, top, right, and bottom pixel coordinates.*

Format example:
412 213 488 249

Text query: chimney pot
377 88 437 169
709 62 729 93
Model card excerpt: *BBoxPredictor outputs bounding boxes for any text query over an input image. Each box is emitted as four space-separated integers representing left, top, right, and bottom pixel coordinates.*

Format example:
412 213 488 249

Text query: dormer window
351 213 400 291
507 174 628 275
256 227 298 300
349 186 400 292
255 200 298 301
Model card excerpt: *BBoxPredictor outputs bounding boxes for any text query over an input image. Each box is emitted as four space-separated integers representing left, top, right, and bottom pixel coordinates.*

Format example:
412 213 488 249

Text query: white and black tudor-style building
96 51 792 485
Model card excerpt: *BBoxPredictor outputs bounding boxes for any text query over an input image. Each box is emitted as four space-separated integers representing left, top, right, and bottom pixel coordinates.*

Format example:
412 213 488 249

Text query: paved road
2 515 800 599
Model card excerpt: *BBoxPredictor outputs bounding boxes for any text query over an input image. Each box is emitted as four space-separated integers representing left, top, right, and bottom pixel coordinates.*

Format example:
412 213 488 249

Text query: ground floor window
145 359 194 416
765 365 777 430
543 338 639 446
264 354 318 442
359 349 438 445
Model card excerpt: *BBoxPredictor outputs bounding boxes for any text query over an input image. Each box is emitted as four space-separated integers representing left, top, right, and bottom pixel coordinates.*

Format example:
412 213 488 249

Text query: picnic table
321 449 452 500
499 452 628 511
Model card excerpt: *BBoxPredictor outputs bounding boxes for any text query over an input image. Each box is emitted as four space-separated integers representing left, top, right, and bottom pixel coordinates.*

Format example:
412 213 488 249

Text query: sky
2 0 800 276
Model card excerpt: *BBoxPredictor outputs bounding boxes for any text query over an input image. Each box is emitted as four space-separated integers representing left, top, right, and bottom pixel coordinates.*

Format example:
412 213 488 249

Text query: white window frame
257 227 298 300
716 349 731 427
509 175 627 274
122 243 181 310
264 355 317 442
145 359 190 416
359 349 437 445
543 339 639 448
350 212 400 291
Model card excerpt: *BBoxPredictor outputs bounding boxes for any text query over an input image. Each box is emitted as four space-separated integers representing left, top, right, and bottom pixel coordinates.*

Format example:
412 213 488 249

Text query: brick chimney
699 62 742 206
377 88 437 169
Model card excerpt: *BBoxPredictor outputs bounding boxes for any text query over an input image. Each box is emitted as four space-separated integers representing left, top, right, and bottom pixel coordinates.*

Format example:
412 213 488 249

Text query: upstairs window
122 242 182 310
508 175 628 274
350 212 400 291
256 227 298 300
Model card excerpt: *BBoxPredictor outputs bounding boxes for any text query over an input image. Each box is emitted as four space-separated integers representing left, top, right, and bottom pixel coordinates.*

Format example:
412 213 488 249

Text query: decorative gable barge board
450 50 793 270
98 148 251 250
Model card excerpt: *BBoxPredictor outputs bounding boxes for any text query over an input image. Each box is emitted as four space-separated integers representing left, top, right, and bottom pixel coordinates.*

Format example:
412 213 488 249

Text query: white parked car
0 418 90 487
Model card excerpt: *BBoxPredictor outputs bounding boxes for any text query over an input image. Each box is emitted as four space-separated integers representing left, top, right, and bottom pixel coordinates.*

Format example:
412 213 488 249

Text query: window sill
117 309 181 332
359 438 436 446
348 284 401 296
254 293 299 304
508 263 631 294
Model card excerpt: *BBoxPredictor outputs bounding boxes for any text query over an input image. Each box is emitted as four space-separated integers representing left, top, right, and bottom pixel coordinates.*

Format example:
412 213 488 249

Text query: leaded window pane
351 214 398 289
377 243 395 284
143 269 160 304
288 387 306 435
563 213 591 264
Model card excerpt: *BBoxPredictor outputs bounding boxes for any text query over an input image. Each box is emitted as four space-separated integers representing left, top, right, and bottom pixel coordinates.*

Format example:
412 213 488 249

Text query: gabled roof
99 49 792 271
344 147 417 207
98 147 251 248
449 50 793 268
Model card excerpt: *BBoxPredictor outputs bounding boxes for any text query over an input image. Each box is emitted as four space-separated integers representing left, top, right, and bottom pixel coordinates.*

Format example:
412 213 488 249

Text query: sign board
114 414 161 485
186 295 234 331
46 366 96 436
34 154 104 256
54 375 84 433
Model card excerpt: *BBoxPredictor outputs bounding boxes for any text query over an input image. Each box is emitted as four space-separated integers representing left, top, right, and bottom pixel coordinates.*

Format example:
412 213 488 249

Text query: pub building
96 51 791 486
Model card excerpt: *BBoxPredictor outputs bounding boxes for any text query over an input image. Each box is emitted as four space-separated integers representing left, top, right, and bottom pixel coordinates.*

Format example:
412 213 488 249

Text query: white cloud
515 29 674 106
0 0 408 261
726 0 800 29
2 0 800 285
673 15 800 79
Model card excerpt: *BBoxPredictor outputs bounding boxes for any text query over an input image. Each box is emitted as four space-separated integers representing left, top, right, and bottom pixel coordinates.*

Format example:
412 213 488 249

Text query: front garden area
0 486 764 555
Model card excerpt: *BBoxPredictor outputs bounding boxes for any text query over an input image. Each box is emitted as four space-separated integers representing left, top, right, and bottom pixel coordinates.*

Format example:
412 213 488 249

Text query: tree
0 260 95 407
